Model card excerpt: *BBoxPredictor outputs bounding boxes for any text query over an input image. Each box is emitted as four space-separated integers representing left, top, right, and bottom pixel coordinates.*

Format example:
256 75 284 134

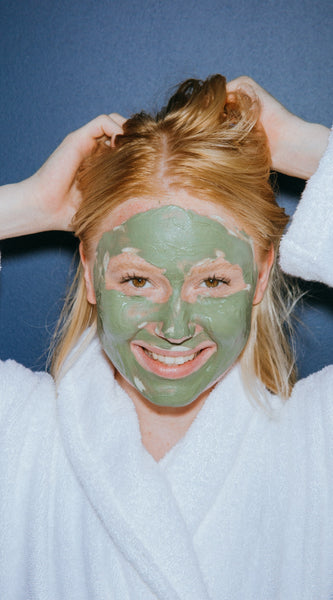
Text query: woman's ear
252 244 275 305
79 242 97 304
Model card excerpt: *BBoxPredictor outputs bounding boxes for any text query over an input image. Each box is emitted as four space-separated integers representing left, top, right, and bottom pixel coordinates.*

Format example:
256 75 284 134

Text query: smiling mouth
131 341 216 379
144 349 199 365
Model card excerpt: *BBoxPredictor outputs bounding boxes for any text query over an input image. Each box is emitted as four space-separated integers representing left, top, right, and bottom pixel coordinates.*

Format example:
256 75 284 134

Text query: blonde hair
50 74 297 400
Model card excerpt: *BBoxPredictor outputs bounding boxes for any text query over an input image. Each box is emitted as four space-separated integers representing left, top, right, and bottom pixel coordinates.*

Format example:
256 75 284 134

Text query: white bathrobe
0 131 333 600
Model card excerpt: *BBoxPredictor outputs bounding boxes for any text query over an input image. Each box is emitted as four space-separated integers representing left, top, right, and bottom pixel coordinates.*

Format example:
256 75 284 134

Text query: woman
0 76 332 599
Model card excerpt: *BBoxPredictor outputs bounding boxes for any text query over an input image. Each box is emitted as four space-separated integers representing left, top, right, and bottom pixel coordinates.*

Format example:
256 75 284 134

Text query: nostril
162 334 193 344
154 324 195 344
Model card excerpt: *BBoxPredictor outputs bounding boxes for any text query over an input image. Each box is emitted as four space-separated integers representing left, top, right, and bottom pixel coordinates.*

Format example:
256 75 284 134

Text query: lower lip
131 344 216 379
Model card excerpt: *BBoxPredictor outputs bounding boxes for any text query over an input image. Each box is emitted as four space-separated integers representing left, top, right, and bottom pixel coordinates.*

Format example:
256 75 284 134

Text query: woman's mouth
144 349 198 365
131 341 216 379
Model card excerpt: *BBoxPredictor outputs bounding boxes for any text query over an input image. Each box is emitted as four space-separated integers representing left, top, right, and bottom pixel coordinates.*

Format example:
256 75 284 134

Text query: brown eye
204 278 220 288
132 277 147 288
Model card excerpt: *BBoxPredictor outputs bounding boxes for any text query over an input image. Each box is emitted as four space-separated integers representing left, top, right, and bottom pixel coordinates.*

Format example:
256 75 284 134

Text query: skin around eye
183 261 249 302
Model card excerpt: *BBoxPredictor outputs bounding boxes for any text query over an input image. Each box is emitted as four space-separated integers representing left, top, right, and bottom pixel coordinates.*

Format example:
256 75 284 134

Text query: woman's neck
115 372 210 461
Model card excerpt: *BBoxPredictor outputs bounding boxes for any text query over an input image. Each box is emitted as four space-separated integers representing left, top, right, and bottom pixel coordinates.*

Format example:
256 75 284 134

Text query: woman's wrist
0 176 56 240
273 117 330 180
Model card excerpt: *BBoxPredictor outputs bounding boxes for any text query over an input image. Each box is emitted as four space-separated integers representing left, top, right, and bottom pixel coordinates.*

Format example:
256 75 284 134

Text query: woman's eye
120 275 151 288
204 278 220 288
202 277 230 288
131 277 148 288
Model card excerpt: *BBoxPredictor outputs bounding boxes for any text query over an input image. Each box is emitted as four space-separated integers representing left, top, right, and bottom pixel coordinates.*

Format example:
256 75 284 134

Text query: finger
107 113 127 147
64 114 124 156
87 113 126 147
109 112 127 127
83 114 124 141
226 76 257 98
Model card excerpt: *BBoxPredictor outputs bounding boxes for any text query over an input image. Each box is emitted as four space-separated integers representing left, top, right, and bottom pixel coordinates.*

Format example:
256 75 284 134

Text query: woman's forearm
273 119 330 180
0 177 53 240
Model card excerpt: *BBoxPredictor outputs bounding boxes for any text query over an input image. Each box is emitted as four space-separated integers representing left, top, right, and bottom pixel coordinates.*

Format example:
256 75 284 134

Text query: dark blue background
0 0 332 376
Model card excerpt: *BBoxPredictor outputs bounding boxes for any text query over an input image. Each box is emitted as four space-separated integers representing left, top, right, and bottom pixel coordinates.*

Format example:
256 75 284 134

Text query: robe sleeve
279 126 333 287
0 359 55 423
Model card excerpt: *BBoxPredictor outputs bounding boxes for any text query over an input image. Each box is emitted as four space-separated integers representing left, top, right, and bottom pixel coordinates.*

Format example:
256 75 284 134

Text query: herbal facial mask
94 206 257 407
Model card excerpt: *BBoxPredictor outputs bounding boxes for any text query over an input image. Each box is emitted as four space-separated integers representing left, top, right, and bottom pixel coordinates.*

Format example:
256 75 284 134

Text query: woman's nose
155 293 195 343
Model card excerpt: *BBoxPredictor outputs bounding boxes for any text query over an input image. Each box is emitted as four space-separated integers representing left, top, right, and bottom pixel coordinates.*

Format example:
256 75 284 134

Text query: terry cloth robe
0 129 333 600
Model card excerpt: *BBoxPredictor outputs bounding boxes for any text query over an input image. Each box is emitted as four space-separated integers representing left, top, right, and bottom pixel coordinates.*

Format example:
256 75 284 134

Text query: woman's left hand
227 76 330 179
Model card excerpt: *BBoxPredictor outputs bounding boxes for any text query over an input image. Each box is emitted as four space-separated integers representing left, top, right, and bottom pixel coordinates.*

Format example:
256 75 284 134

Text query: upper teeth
146 350 197 365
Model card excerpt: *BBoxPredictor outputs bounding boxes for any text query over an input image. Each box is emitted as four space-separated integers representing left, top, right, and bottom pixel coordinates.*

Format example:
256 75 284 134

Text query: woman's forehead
101 190 241 233
96 205 255 275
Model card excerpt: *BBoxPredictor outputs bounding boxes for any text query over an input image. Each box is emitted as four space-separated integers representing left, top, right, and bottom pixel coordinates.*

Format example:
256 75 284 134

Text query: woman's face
82 192 273 407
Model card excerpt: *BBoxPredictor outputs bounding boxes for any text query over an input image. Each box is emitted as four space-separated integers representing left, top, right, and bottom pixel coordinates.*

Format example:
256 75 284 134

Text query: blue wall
0 0 332 376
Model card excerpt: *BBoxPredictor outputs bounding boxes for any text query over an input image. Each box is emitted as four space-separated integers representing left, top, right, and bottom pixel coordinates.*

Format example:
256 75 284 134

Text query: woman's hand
0 113 126 239
227 76 330 179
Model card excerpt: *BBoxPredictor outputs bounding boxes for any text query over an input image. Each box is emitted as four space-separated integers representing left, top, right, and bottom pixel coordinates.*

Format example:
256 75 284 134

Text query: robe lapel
56 337 210 600
159 365 264 534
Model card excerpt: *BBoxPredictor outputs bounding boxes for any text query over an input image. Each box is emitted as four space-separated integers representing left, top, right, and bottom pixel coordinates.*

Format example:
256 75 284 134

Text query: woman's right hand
0 113 125 239
227 76 329 180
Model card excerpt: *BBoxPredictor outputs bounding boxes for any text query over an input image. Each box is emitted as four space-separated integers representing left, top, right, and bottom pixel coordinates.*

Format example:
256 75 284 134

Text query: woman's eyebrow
185 256 246 279
106 252 163 271
104 252 168 284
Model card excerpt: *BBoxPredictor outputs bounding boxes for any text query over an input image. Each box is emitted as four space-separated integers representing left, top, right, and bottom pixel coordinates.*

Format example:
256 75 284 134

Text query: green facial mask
94 206 257 407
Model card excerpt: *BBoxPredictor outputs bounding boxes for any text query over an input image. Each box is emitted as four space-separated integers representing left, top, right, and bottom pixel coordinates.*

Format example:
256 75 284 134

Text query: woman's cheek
98 290 159 340
192 292 253 341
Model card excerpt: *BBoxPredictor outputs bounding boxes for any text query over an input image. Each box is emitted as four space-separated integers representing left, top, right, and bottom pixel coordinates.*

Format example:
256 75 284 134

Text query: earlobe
252 244 275 306
79 242 97 305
